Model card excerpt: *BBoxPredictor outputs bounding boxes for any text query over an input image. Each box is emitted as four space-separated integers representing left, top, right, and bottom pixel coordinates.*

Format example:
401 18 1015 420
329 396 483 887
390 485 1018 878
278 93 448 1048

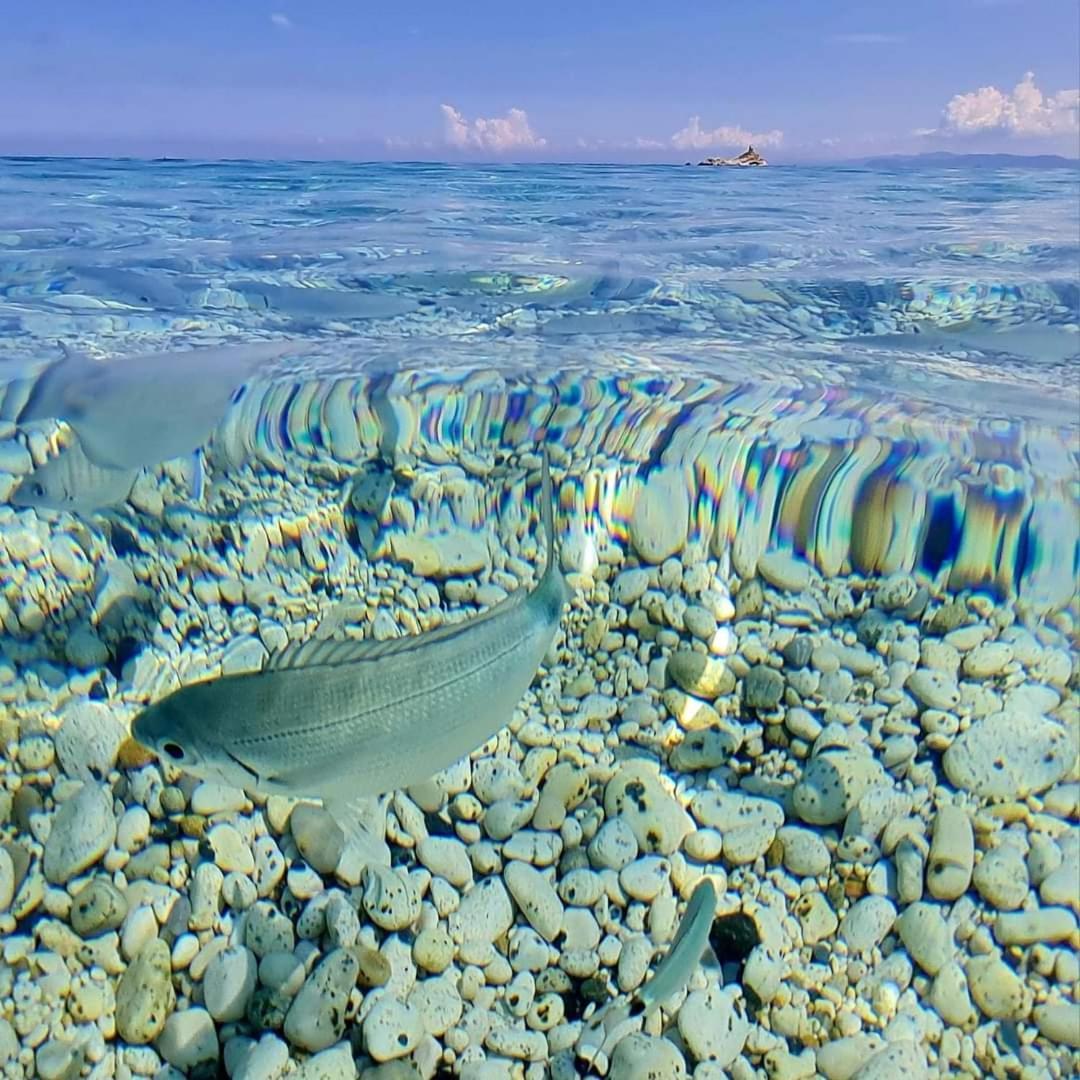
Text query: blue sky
2 0 1077 160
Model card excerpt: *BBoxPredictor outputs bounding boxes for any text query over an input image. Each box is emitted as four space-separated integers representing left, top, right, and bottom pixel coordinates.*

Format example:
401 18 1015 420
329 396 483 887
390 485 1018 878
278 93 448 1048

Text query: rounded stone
1033 1001 1080 1049
156 1007 219 1070
602 763 693 855
413 927 455 974
610 1033 687 1079
204 946 258 1022
667 651 736 699
284 949 359 1052
743 665 784 710
290 803 346 876
116 938 175 1045
896 902 952 976
362 866 421 932
777 826 832 878
926 805 974 901
972 845 1030 910
70 877 128 937
839 896 897 954
504 861 563 943
362 996 423 1062
448 876 514 945
43 781 116 885
792 750 885 827
943 711 1077 800
677 984 749 1067
966 954 1029 1020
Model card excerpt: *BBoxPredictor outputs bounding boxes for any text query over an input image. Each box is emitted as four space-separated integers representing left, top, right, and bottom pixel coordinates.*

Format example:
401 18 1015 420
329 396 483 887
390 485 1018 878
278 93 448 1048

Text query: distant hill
855 151 1079 169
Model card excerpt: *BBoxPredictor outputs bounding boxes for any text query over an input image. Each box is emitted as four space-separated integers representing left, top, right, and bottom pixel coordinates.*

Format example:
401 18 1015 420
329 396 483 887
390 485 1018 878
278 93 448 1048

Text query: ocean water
0 157 1077 1078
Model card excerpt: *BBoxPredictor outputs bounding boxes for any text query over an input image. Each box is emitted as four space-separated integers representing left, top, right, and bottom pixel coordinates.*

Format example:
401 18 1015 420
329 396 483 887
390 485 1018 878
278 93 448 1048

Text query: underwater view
0 156 1077 1080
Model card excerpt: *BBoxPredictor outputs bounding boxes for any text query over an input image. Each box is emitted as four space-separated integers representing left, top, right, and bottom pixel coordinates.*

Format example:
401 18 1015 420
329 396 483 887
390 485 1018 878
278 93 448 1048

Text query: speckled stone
43 781 116 885
283 949 359 1052
115 938 175 1045
603 763 693 855
362 996 423 1062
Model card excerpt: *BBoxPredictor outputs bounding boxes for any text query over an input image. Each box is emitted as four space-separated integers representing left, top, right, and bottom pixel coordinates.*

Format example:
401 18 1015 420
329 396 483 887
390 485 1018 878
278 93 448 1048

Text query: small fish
18 340 301 470
576 877 718 1073
10 440 138 515
132 450 569 846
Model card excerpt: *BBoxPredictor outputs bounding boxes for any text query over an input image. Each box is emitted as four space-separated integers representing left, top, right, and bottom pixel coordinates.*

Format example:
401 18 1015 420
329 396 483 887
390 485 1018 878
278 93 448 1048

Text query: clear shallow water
0 157 1076 611
0 158 1077 1078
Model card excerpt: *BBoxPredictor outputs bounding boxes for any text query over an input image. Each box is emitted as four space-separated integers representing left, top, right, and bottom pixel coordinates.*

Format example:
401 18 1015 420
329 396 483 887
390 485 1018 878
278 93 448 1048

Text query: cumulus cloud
935 71 1079 137
270 13 292 29
440 104 546 152
671 117 783 151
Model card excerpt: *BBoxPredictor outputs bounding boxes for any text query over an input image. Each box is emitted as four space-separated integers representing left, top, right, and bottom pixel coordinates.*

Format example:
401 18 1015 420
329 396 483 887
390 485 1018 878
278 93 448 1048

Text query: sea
0 157 1076 1079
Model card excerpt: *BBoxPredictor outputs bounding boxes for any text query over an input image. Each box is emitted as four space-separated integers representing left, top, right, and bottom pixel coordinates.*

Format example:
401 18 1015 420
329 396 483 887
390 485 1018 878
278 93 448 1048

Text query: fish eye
31 483 45 498
162 741 186 762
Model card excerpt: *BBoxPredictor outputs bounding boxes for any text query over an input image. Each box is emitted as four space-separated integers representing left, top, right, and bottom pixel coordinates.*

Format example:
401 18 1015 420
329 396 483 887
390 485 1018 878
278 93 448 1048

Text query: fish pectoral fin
324 793 391 871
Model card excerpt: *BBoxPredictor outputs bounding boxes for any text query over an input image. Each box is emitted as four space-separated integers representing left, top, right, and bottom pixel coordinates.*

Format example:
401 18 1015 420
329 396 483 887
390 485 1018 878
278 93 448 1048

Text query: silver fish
10 440 138 514
133 450 569 836
18 341 301 470
575 877 718 1072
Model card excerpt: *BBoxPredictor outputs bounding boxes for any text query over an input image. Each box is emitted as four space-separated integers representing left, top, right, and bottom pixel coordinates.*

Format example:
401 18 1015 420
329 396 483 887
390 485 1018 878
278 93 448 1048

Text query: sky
0 0 1077 161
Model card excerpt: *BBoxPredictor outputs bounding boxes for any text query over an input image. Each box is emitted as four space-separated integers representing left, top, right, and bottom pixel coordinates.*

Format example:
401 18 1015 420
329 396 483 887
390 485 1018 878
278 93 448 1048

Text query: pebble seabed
0 369 1077 1080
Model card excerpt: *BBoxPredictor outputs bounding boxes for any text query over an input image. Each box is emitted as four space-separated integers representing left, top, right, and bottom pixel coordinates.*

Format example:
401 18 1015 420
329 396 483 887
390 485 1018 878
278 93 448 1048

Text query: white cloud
439 104 546 152
270 13 292 30
831 33 904 44
936 71 1079 137
671 117 783 151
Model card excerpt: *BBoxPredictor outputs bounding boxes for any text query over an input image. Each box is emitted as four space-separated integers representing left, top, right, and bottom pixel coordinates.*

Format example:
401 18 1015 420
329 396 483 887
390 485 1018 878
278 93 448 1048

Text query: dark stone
855 608 889 649
782 636 813 669
709 910 760 965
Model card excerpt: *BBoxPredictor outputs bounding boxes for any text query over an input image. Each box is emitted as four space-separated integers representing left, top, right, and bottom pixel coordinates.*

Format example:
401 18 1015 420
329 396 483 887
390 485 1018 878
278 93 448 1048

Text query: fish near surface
10 439 139 515
133 450 570 838
18 340 301 470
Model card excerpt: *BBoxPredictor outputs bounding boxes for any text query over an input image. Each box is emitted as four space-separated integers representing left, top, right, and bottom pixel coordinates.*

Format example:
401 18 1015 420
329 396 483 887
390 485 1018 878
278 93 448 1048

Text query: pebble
612 567 651 606
284 949 359 1052
43 781 117 884
609 1033 687 1078
449 876 514 945
966 953 1029 1020
234 1033 290 1080
209 822 255 875
792 750 885 826
290 804 346 875
777 826 831 878
0 847 12 913
905 669 960 711
410 973 463 1035
413 927 455 973
295 1042 358 1079
156 1007 219 1071
1033 1001 1080 1048
70 877 128 936
678 984 749 1067
603 763 693 855
794 892 839 945
485 1024 548 1061
757 551 812 592
629 466 689 563
972 844 1030 910
53 701 126 777
839 896 896 954
417 836 473 888
851 1041 926 1080
116 938 175 1045
816 1034 887 1080
667 651 735 698
363 866 421 931
362 996 423 1062
532 763 589 831
926 805 974 901
204 946 258 1022
587 816 639 870
896 902 952 975
943 711 1077 799
743 665 784 710
504 861 563 942
994 906 1077 946
930 960 979 1028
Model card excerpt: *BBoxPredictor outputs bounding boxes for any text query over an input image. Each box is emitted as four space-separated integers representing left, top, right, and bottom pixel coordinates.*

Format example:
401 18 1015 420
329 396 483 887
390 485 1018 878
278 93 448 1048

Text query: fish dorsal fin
264 602 523 671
